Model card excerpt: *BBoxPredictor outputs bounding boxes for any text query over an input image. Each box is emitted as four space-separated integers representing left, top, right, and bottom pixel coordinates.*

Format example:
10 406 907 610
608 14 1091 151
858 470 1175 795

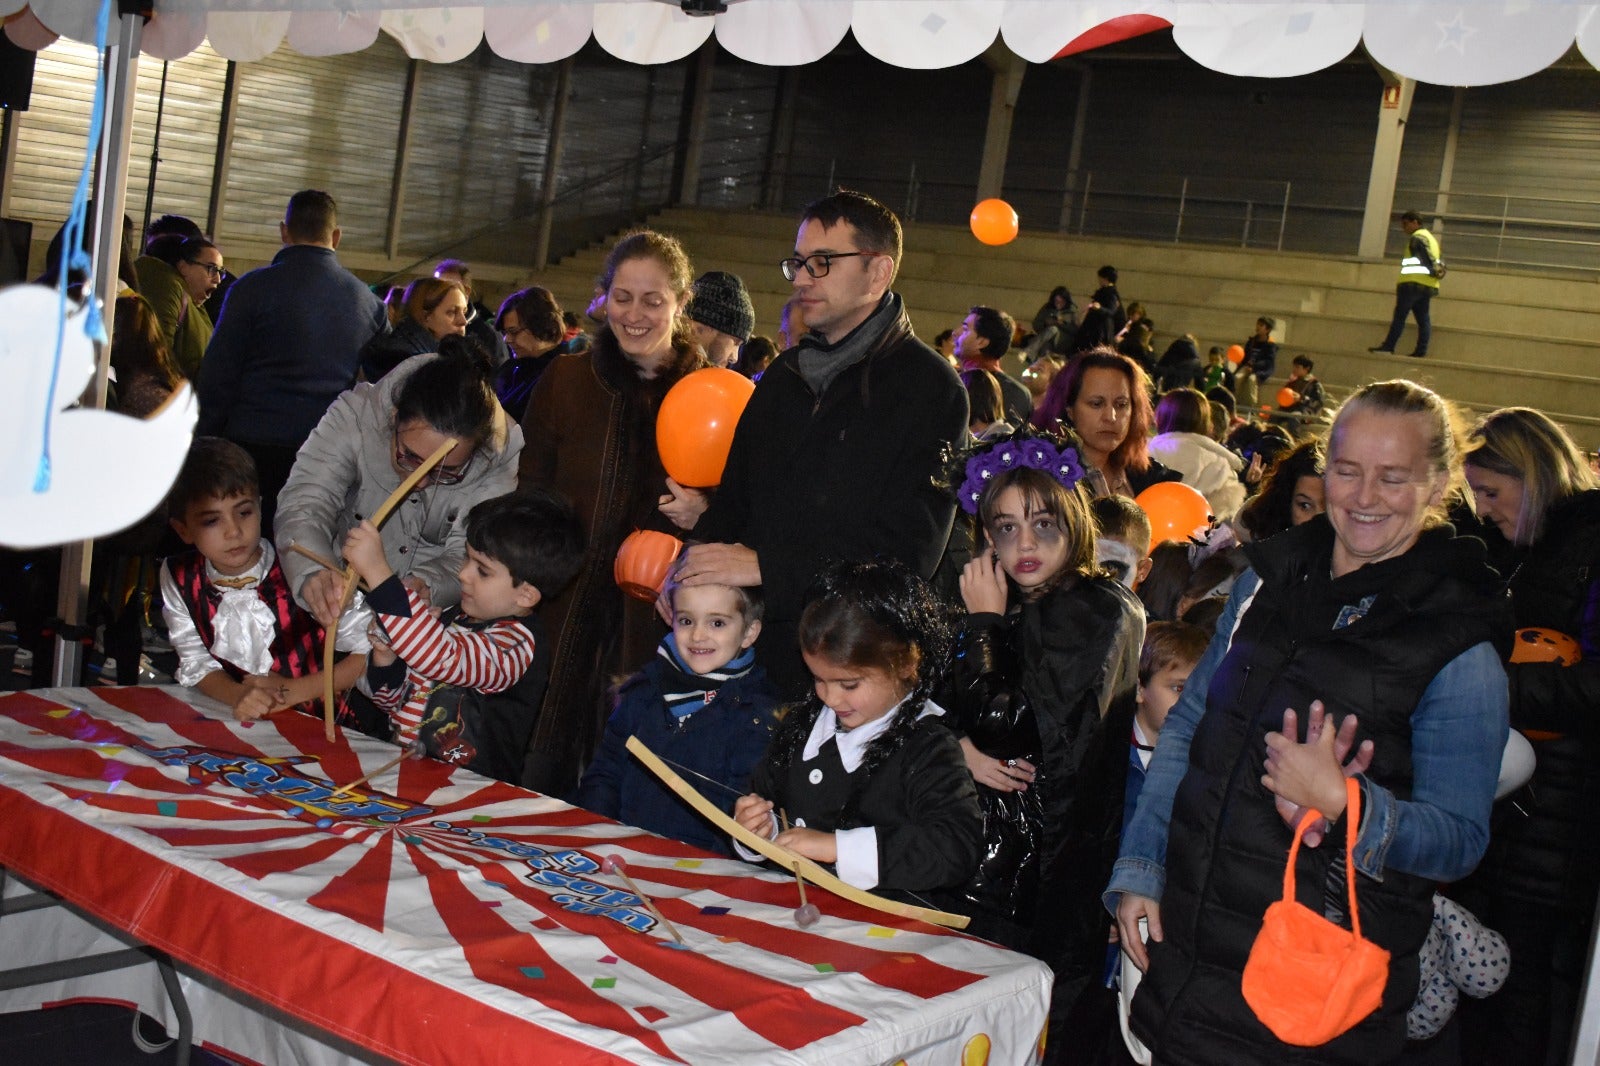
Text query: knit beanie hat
688 270 755 342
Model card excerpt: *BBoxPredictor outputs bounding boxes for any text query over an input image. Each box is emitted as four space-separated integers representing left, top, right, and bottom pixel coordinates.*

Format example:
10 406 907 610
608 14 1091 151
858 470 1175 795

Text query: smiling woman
516 229 708 797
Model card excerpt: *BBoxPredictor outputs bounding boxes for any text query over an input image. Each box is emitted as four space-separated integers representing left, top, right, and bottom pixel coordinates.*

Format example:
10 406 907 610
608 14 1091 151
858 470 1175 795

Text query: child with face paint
940 430 1146 1049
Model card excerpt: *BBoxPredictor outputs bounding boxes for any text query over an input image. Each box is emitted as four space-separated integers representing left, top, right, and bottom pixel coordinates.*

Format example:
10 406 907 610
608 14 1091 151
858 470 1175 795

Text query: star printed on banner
1436 10 1477 54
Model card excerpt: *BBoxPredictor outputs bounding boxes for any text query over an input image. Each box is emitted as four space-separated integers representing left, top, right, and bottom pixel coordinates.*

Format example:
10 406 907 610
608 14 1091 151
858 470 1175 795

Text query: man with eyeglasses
198 190 389 535
677 189 968 698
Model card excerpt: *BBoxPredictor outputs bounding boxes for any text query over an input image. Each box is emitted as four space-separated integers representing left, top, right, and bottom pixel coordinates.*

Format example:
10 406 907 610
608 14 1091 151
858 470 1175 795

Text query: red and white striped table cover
0 687 1051 1066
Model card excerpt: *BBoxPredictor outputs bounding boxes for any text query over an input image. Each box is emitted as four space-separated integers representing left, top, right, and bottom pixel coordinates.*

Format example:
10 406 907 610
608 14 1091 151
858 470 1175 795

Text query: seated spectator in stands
963 369 1014 443
360 277 469 382
1072 306 1117 353
435 258 510 367
736 335 778 379
1200 346 1235 396
687 270 756 369
134 234 223 380
1092 494 1154 590
1155 334 1203 392
561 310 592 354
1148 388 1247 521
492 286 570 423
956 305 1031 424
1278 354 1326 433
1116 301 1150 343
1091 265 1126 335
1237 315 1279 411
934 328 958 367
576 579 779 855
1028 285 1077 359
1118 319 1156 377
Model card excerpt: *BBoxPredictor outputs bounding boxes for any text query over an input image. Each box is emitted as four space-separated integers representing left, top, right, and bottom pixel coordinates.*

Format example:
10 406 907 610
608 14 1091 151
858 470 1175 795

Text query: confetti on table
636 1006 668 1023
97 746 124 756
673 858 703 869
895 954 918 964
472 814 492 823
592 977 617 989
717 936 739 944
699 905 730 916
867 926 896 938
46 709 72 719
520 967 544 980
402 836 423 845
813 963 836 973
599 955 618 964
156 801 178 816
482 900 502 909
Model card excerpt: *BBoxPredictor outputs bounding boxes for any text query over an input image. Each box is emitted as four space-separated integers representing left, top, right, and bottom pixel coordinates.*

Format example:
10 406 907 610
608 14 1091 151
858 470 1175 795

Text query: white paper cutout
0 285 197 549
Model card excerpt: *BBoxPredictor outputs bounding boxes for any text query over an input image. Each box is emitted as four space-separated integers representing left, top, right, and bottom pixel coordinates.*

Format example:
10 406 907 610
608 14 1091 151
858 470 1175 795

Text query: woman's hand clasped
657 478 709 532
1262 700 1374 843
959 736 1035 792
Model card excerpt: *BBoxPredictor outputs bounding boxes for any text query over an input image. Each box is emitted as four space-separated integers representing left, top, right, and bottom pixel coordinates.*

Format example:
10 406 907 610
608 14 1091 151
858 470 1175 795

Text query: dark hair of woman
765 560 954 779
962 369 1005 427
496 286 565 344
1237 439 1326 541
1137 541 1193 622
393 334 497 448
1032 347 1156 475
1155 387 1210 435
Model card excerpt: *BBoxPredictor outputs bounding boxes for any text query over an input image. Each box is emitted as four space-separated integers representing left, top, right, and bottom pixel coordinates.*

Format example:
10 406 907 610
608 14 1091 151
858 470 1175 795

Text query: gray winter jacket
274 354 522 611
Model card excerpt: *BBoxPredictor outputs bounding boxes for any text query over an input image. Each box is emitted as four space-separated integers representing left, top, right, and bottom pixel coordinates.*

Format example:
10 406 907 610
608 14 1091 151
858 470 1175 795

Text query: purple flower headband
957 435 1086 515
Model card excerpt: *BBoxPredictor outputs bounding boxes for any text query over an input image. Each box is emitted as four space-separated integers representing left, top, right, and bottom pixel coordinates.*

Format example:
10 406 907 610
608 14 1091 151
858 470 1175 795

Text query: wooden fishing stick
625 736 969 928
320 437 460 742
328 741 422 798
601 854 685 945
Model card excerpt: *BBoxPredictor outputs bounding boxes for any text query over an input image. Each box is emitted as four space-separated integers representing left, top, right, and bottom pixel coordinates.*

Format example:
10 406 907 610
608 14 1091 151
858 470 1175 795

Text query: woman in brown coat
517 231 706 796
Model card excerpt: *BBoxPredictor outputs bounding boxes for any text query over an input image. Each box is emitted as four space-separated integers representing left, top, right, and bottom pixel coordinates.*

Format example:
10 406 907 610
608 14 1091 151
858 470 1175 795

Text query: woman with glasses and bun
516 229 707 798
276 336 521 646
133 232 223 379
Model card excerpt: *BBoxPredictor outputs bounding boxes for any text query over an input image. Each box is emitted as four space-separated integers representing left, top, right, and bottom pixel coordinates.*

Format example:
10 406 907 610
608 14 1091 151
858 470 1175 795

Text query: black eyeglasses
501 324 529 339
393 432 473 486
779 251 882 282
185 260 223 279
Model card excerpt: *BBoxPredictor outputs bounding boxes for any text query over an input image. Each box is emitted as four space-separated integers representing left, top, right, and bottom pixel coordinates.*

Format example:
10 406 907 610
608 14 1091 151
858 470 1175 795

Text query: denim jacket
1105 570 1509 915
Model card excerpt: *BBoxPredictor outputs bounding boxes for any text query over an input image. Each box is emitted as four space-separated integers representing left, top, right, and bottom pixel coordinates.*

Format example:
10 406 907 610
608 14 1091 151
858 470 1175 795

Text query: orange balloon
656 367 755 488
613 530 683 602
969 198 1019 246
1135 481 1212 544
1510 627 1582 667
1277 386 1298 409
1226 344 1246 366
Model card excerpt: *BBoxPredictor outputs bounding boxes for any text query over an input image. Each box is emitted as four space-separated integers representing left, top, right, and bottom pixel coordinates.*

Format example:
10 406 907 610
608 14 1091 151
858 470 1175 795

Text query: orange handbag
1241 777 1390 1046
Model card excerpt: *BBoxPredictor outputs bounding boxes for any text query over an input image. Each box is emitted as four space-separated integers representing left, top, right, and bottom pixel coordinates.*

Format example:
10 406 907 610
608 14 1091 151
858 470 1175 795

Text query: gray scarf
795 293 900 397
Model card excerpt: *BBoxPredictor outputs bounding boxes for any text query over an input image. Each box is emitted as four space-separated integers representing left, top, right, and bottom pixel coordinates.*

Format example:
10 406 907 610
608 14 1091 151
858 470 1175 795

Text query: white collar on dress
801 698 946 772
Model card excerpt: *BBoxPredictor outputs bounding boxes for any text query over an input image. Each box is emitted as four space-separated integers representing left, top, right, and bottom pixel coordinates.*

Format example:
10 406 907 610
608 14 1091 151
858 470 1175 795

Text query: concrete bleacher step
524 206 1600 450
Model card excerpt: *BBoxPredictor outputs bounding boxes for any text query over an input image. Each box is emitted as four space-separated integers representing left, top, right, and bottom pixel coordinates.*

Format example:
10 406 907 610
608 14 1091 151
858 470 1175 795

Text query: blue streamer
36 0 114 493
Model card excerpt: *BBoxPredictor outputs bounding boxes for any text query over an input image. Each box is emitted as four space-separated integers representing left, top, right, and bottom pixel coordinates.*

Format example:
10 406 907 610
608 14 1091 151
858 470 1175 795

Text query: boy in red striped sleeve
343 490 583 783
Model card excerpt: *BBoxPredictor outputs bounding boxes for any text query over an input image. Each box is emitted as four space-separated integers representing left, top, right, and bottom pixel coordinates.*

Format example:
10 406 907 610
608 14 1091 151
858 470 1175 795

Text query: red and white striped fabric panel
0 687 1050 1066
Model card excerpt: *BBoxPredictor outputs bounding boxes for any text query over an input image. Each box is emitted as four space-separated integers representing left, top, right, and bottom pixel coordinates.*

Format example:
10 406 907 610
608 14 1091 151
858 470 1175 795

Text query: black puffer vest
1133 519 1511 1066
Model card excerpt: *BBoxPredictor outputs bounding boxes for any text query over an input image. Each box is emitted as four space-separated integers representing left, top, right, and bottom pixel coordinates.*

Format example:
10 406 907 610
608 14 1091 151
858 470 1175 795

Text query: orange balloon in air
1226 344 1246 366
1135 481 1212 544
613 530 683 602
656 367 755 488
1277 386 1298 409
970 199 1019 246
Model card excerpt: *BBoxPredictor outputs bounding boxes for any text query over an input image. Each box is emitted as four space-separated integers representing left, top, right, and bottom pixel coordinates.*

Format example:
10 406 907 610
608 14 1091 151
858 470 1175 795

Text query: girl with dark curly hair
733 560 982 897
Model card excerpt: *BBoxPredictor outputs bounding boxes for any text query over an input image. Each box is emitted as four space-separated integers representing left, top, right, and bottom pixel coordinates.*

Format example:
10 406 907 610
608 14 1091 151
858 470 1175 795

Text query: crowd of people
3 185 1595 1066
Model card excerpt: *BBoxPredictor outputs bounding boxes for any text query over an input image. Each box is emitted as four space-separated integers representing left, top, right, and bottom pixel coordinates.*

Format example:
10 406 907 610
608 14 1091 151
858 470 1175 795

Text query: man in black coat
677 190 968 697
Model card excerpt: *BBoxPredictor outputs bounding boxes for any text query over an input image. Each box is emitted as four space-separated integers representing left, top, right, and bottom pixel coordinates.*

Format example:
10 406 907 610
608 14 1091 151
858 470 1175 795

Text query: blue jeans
1382 282 1434 354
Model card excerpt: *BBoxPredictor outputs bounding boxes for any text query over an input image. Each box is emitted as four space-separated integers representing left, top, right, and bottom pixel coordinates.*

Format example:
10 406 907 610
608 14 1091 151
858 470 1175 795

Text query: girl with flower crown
939 429 1146 1057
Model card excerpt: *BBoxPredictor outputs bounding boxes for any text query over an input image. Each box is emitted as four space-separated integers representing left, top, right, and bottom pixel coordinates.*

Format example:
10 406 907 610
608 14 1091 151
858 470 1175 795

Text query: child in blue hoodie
576 580 779 854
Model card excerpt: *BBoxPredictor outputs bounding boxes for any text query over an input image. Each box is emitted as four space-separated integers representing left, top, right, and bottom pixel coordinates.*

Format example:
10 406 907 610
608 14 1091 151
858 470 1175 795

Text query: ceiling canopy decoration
3 1 1596 86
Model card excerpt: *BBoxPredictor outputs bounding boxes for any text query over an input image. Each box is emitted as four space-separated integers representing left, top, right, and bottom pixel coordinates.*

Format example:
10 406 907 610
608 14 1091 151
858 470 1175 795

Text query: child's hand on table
774 827 837 865
734 793 776 839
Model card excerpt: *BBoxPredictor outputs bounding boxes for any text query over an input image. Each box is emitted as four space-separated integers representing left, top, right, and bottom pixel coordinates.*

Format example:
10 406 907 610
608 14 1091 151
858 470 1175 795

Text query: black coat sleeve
874 724 984 892
941 612 1039 759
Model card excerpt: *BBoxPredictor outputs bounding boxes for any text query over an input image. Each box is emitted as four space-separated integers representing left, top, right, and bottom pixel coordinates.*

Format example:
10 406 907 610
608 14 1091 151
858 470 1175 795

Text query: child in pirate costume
161 437 370 721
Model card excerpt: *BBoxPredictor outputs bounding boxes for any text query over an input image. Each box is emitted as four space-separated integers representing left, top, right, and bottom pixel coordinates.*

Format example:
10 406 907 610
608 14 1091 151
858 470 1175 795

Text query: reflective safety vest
1398 227 1442 289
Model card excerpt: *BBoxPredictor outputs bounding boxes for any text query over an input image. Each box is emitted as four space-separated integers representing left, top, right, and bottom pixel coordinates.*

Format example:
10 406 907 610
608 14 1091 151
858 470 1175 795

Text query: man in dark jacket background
677 189 968 697
197 189 388 534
